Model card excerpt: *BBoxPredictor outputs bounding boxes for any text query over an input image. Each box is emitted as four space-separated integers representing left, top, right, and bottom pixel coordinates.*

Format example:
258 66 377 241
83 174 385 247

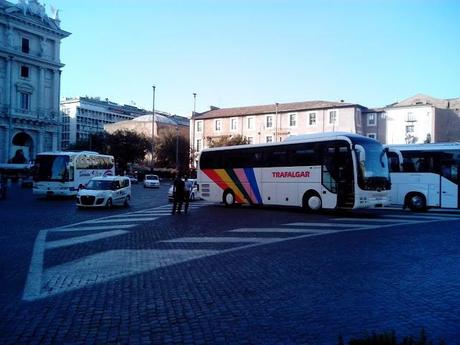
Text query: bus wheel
106 198 113 209
406 193 426 212
303 191 322 211
124 195 130 207
223 190 235 206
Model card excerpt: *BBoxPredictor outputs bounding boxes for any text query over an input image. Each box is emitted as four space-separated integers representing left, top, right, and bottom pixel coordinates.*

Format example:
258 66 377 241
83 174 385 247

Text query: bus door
322 142 354 208
440 159 459 208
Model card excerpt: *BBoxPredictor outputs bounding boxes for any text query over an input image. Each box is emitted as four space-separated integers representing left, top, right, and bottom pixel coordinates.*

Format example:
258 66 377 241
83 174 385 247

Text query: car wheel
124 195 130 207
106 198 113 209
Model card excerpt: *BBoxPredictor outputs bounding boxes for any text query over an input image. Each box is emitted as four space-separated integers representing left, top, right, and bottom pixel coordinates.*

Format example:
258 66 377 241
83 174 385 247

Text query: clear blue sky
52 0 460 116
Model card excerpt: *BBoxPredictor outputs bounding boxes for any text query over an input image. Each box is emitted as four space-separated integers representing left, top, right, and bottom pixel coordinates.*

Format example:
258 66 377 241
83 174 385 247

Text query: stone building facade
190 100 366 168
0 0 70 162
60 97 147 149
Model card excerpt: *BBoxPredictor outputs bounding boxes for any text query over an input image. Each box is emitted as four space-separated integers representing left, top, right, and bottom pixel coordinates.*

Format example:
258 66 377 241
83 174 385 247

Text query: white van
77 176 131 208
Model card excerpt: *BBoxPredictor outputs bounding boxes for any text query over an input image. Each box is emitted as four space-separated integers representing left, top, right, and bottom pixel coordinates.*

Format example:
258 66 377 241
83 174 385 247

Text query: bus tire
223 189 235 206
303 191 322 211
124 195 130 207
106 198 113 209
405 192 427 212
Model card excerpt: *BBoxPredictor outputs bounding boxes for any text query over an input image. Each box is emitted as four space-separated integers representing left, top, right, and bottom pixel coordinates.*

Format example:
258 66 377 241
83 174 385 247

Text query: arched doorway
11 132 34 163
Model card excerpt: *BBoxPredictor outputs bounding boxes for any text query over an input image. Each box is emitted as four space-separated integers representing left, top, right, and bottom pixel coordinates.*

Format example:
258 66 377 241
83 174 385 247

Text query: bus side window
402 158 415 172
387 152 400 172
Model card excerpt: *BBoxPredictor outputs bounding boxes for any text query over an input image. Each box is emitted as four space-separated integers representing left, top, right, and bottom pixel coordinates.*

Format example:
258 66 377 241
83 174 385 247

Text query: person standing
183 175 192 214
171 174 185 215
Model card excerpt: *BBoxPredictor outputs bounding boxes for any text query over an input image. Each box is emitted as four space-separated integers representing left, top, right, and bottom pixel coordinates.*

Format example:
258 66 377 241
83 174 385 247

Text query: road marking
333 217 422 223
40 249 220 298
45 230 129 249
229 228 324 234
91 217 158 223
48 225 136 232
24 201 457 301
285 222 366 227
162 236 283 244
383 214 460 220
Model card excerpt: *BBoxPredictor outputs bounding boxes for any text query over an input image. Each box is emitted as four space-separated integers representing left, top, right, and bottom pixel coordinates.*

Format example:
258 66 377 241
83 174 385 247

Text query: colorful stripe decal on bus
202 168 263 205
243 167 263 204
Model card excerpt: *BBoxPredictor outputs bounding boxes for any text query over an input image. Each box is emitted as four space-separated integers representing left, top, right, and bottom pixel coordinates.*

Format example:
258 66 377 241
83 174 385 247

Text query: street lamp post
192 92 197 168
151 85 156 171
175 126 179 171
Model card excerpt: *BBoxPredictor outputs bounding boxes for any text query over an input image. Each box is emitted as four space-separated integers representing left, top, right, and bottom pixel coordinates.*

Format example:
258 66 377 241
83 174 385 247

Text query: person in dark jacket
171 174 185 215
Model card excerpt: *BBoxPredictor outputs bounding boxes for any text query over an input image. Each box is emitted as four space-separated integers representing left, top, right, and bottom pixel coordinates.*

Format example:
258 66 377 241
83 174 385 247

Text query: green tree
206 134 249 148
105 130 151 173
155 128 190 173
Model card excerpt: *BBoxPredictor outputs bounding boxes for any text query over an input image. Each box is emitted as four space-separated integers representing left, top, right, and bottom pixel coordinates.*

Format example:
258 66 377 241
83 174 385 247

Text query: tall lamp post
151 85 156 171
175 126 179 171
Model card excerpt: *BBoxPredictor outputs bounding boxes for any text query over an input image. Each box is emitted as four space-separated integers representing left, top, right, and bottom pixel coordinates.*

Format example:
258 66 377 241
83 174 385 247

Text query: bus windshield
34 155 70 182
86 180 116 190
351 138 390 190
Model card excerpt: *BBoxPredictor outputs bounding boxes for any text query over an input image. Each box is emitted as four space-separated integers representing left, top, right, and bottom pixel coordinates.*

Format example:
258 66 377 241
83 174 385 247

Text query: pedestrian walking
171 174 185 215
183 175 192 214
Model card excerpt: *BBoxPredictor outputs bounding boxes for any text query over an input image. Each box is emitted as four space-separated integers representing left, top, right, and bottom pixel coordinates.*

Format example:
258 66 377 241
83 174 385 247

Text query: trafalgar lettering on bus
33 151 115 197
272 171 310 178
198 132 391 211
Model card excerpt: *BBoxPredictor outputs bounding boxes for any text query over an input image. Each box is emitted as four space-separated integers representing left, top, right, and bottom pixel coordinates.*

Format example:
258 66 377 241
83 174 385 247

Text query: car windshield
86 180 117 190
146 175 158 180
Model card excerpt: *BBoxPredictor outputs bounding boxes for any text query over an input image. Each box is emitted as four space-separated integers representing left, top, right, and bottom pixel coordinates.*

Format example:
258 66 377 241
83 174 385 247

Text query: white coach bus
33 151 115 197
387 143 460 211
198 132 390 210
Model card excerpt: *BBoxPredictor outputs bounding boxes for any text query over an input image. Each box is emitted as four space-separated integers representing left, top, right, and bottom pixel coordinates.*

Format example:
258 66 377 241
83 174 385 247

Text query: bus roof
386 143 460 151
37 151 113 157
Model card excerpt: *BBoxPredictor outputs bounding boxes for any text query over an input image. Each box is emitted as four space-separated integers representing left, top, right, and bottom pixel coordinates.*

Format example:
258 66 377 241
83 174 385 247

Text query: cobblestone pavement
1 198 460 344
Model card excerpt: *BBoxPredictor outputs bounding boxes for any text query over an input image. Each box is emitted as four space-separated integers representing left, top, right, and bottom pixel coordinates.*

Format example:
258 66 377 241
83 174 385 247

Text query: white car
77 176 131 208
143 174 160 188
168 178 199 201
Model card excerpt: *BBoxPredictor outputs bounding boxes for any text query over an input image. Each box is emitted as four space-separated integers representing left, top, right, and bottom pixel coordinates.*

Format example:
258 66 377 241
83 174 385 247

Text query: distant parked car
77 176 131 208
143 174 160 188
127 175 138 184
168 178 199 202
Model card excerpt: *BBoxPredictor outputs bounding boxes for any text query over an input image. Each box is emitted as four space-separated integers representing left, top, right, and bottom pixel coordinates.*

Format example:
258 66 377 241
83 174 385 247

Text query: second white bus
387 143 460 210
33 151 115 197
198 132 390 210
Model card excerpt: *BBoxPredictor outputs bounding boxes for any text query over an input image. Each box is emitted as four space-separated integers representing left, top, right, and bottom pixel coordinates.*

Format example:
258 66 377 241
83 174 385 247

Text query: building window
22 38 30 54
20 66 29 78
356 108 362 125
289 113 297 127
329 110 337 125
196 121 203 133
247 137 254 144
266 136 273 143
230 118 238 131
367 133 377 139
406 125 414 133
196 139 202 152
266 115 273 128
247 117 254 130
214 119 221 131
20 92 30 110
367 113 376 126
309 113 316 126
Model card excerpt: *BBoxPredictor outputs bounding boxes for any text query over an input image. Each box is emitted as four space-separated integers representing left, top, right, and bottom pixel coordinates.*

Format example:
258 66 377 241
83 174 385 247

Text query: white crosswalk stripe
162 236 283 244
49 224 136 232
46 230 129 249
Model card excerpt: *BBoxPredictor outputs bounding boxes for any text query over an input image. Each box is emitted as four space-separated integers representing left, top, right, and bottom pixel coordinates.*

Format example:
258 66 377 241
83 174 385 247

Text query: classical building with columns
0 0 70 163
